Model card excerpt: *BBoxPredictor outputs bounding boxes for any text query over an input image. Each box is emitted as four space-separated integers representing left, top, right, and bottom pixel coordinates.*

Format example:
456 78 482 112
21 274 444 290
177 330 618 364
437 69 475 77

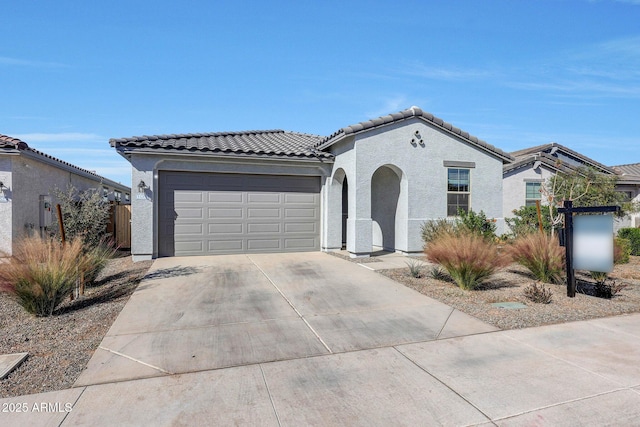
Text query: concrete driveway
3 252 640 426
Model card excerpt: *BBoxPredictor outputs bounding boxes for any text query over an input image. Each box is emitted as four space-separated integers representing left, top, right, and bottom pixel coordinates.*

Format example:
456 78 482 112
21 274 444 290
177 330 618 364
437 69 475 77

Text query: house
503 142 640 232
0 134 131 257
110 107 514 261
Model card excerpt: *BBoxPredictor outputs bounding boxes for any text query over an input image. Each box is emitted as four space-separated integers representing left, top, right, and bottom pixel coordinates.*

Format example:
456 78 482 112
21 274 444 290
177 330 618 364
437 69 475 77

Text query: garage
158 171 321 256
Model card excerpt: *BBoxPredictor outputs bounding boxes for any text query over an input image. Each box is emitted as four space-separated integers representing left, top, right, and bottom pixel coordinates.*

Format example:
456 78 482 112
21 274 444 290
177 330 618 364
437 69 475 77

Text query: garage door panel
285 193 317 204
247 193 281 203
208 192 243 203
209 240 244 251
285 223 317 233
247 208 281 218
175 224 204 235
176 207 204 219
175 241 204 253
208 223 243 234
247 239 282 250
209 208 244 219
159 172 320 256
175 191 204 203
247 223 281 233
285 208 318 218
284 238 318 249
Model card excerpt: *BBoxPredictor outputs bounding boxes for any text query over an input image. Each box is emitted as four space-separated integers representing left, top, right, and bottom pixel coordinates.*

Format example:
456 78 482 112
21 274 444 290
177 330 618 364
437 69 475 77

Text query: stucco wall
328 117 505 254
0 157 12 256
502 164 555 219
128 153 332 261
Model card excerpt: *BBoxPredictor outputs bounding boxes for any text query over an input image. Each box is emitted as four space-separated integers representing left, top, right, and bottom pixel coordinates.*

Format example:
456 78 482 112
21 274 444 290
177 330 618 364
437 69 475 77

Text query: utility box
39 195 52 237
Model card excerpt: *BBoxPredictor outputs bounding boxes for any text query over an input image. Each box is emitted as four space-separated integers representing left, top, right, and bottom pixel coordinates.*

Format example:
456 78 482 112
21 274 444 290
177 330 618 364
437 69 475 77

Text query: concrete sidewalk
2 252 640 426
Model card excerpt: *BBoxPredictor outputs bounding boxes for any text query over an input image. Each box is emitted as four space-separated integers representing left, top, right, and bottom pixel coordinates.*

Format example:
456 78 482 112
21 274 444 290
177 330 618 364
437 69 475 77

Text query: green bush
421 218 457 243
509 233 565 284
504 205 556 238
425 233 510 290
614 237 631 264
421 209 496 244
618 228 640 256
0 237 90 316
457 209 497 240
54 184 112 249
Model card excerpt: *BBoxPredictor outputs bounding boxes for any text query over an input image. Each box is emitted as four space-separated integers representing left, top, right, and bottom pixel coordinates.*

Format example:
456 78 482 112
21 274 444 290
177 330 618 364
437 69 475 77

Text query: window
447 168 470 216
114 191 122 203
102 186 109 202
124 193 130 203
525 182 542 207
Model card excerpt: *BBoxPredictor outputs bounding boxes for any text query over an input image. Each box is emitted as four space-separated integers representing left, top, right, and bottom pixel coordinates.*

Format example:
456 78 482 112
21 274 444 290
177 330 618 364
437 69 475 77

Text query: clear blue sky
3 0 640 187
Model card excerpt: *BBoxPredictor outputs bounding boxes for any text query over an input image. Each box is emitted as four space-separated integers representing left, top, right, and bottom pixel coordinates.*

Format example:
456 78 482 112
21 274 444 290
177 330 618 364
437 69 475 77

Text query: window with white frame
447 168 470 216
525 182 542 207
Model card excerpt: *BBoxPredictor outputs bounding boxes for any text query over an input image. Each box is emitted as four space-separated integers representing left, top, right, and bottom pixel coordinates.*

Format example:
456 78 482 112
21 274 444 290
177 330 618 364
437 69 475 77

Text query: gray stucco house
502 142 640 232
0 134 131 257
111 107 514 261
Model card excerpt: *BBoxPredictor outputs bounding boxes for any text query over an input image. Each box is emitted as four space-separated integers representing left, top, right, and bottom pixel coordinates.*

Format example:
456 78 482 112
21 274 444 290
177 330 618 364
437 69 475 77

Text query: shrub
590 271 608 284
53 184 112 249
618 228 640 256
505 205 556 238
457 209 497 240
425 233 510 290
405 259 425 278
614 237 631 264
421 209 497 244
509 233 565 284
0 237 90 316
429 265 450 281
523 282 553 304
421 218 457 243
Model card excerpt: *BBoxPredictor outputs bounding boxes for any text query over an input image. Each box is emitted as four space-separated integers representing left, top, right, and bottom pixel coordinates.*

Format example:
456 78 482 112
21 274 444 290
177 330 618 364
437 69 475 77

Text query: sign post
558 200 619 298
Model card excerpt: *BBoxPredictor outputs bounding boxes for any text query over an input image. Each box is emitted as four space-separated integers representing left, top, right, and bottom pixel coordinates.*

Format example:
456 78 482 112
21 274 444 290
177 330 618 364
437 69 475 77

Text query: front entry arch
370 165 403 252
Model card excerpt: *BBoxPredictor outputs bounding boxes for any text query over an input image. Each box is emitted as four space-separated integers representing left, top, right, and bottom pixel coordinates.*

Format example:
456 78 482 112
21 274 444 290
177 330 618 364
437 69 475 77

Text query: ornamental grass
0 237 96 316
509 232 565 285
425 233 510 290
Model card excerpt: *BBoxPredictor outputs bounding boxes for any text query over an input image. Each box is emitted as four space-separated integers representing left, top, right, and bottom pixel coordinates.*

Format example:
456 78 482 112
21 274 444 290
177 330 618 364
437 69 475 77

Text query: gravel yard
380 256 640 330
0 255 152 399
1 252 639 399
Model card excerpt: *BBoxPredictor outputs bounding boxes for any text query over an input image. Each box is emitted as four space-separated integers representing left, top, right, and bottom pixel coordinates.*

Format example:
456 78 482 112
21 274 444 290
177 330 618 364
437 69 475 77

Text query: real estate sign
572 214 613 273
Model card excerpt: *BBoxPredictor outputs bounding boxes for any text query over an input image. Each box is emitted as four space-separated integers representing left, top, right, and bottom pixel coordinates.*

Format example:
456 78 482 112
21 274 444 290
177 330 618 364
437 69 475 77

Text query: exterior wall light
137 180 148 193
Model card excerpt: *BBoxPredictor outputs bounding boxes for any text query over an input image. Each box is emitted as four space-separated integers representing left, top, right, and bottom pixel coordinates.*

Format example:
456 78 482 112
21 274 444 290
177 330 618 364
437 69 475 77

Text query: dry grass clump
0 237 113 317
509 233 565 285
425 233 510 290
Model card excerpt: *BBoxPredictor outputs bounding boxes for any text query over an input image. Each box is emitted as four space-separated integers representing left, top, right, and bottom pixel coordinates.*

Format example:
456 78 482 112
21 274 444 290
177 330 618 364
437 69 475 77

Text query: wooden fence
107 204 132 249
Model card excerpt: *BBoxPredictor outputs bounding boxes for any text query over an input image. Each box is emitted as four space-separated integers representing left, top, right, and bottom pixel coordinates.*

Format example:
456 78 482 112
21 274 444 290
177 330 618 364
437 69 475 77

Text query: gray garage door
158 172 321 256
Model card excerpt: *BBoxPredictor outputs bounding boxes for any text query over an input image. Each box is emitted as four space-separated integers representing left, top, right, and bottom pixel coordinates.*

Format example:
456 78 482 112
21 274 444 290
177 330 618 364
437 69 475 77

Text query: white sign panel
573 215 613 273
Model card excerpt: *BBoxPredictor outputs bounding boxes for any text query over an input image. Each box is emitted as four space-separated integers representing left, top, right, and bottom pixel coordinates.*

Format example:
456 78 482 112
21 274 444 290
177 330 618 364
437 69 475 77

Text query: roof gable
510 142 614 174
316 107 514 163
110 130 332 160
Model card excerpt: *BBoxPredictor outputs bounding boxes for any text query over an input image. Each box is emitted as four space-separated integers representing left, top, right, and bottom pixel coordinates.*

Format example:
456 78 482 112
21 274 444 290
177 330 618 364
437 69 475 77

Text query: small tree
542 165 631 236
53 184 112 248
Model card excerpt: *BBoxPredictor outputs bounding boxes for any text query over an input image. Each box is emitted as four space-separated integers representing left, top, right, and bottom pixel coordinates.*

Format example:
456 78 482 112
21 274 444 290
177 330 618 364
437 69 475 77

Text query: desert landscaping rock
0 255 152 398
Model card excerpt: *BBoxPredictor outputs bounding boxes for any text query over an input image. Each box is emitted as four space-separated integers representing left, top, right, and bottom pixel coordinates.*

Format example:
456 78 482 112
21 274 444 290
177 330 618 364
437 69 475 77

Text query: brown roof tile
110 130 332 159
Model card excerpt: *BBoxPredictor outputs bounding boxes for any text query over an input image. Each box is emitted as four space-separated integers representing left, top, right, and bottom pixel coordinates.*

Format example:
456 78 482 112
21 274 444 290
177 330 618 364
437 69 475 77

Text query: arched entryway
371 165 403 252
331 168 349 250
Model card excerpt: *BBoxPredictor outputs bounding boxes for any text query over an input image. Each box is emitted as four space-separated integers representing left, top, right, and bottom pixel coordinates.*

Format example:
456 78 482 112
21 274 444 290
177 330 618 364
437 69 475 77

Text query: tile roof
317 107 514 163
1 133 129 190
510 142 614 174
613 163 640 177
503 152 578 175
110 130 332 160
0 134 28 149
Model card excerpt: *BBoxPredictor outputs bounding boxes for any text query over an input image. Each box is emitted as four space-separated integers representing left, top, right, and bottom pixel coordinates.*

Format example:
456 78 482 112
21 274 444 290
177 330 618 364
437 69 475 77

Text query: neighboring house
110 107 514 261
612 163 640 228
503 142 640 232
0 134 131 257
